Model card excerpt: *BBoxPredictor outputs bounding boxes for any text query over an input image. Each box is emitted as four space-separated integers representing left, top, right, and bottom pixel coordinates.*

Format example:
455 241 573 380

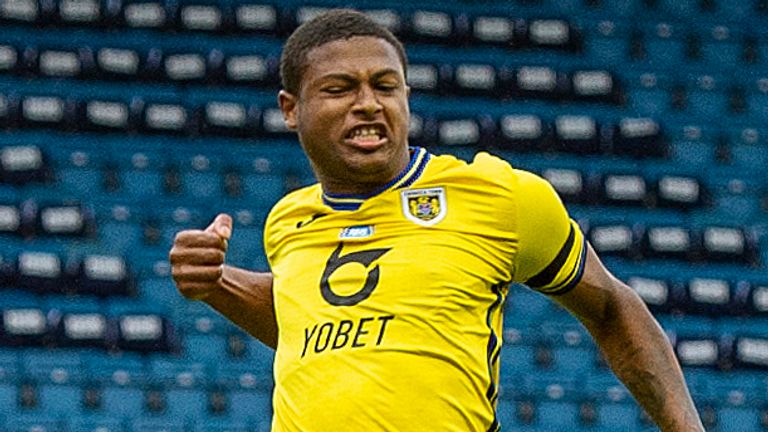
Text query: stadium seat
4 413 64 432
38 382 82 417
589 223 638 258
229 387 272 422
193 418 252 432
176 2 229 33
102 384 144 417
232 2 279 34
669 140 716 167
166 387 207 420
0 382 19 417
497 114 547 152
184 333 228 364
404 9 459 46
129 416 186 432
0 305 49 347
65 415 125 432
0 144 50 185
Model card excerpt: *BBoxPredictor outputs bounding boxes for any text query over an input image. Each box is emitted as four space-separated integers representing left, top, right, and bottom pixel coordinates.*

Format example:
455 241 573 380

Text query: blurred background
0 0 766 430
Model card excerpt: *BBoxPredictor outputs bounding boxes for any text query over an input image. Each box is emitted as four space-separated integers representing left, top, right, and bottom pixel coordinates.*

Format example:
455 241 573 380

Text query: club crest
400 187 447 226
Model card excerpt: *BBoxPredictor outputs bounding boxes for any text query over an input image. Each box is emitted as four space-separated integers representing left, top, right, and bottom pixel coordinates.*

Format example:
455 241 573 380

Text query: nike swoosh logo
297 213 327 228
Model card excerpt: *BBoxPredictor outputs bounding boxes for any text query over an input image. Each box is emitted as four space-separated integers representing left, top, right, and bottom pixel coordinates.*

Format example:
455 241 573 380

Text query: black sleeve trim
524 224 575 289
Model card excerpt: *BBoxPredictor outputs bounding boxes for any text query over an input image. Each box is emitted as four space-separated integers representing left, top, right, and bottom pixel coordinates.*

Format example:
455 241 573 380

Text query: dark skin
170 36 704 431
278 36 412 195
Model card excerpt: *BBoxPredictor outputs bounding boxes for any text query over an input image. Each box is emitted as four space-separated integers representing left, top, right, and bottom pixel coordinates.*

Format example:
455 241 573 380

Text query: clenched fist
169 213 233 300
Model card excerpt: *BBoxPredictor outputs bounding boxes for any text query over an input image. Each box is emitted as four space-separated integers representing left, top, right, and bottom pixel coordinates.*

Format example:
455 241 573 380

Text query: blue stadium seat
731 144 768 170
747 92 768 120
552 346 595 374
184 333 228 364
100 220 144 253
243 173 285 205
537 400 580 428
192 418 252 432
102 385 145 417
38 383 82 417
166 387 207 420
630 88 668 116
22 349 84 383
713 195 760 224
66 415 125 432
715 0 753 20
4 413 64 432
139 277 186 311
500 344 535 379
129 417 186 432
688 89 728 119
597 400 640 430
506 285 556 325
84 351 147 384
0 382 19 417
669 140 716 167
229 388 272 422
701 41 741 70
148 357 208 387
718 407 761 432
121 168 163 199
645 37 685 69
494 399 518 431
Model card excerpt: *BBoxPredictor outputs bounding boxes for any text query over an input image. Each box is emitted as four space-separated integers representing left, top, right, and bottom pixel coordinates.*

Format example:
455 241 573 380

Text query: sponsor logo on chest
339 225 374 239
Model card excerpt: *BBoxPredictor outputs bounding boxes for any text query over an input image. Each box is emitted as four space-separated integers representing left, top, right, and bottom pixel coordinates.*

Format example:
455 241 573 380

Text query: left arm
508 168 702 431
551 244 703 431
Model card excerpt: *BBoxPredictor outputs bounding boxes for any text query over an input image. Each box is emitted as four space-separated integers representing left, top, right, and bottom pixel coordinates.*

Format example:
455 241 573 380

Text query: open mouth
345 124 387 145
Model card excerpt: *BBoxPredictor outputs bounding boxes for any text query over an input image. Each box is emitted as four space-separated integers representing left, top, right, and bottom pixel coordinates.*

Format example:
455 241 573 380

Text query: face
279 36 411 194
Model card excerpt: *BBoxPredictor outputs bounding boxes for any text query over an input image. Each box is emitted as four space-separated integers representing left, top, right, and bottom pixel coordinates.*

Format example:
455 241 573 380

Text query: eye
323 86 347 94
376 82 398 92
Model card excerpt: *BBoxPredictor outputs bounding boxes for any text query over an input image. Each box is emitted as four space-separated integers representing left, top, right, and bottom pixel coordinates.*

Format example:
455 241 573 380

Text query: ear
278 90 298 130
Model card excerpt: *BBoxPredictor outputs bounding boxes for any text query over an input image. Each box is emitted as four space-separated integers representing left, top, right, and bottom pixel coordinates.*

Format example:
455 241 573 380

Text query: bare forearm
586 290 703 431
204 265 278 349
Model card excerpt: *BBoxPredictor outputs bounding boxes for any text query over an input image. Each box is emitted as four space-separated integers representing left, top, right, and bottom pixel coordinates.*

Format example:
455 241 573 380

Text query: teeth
351 126 382 139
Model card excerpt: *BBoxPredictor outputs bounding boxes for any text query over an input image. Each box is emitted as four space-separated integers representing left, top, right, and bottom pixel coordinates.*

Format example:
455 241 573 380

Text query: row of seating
1 305 175 352
6 142 765 214
587 223 759 265
0 397 761 432
507 279 768 325
7 34 768 106
1 367 765 429
0 0 583 52
0 43 627 104
4 0 768 45
0 340 273 385
0 96 667 157
2 414 271 432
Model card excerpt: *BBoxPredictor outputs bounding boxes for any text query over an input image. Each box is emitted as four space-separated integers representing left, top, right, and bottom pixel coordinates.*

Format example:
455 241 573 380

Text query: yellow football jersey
263 147 586 432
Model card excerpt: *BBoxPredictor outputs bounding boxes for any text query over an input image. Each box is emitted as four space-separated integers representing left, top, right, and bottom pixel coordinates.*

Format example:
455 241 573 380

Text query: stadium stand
0 0 767 430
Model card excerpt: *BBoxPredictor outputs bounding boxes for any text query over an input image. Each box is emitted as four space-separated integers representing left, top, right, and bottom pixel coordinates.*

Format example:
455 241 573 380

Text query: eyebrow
318 68 402 83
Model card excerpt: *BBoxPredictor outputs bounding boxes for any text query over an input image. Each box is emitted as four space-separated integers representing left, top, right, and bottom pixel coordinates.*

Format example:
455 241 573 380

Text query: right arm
169 214 278 349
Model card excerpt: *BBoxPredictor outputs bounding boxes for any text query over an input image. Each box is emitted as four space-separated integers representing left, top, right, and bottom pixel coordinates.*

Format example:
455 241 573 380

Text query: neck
318 148 413 196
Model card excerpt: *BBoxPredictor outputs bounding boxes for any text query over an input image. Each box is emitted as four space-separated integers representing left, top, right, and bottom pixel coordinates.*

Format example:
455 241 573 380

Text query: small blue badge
339 225 374 239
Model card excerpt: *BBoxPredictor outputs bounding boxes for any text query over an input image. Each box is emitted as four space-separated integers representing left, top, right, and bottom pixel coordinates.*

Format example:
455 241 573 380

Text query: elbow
585 279 654 336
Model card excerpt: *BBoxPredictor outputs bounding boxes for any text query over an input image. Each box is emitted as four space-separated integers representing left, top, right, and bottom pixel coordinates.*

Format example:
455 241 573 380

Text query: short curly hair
279 9 408 95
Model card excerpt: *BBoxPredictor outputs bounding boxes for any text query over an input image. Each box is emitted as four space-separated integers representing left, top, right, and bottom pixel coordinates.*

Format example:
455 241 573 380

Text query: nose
352 85 382 118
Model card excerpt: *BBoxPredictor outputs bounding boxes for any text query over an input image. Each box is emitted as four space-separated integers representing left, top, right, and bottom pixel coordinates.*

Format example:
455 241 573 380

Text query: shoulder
264 184 322 237
429 151 547 198
428 151 518 182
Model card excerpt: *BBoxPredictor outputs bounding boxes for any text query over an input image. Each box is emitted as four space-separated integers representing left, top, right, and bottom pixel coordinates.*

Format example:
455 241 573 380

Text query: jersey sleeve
512 170 587 295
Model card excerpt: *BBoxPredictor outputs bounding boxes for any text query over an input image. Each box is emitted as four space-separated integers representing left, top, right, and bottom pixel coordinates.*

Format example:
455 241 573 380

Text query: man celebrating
170 9 703 431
